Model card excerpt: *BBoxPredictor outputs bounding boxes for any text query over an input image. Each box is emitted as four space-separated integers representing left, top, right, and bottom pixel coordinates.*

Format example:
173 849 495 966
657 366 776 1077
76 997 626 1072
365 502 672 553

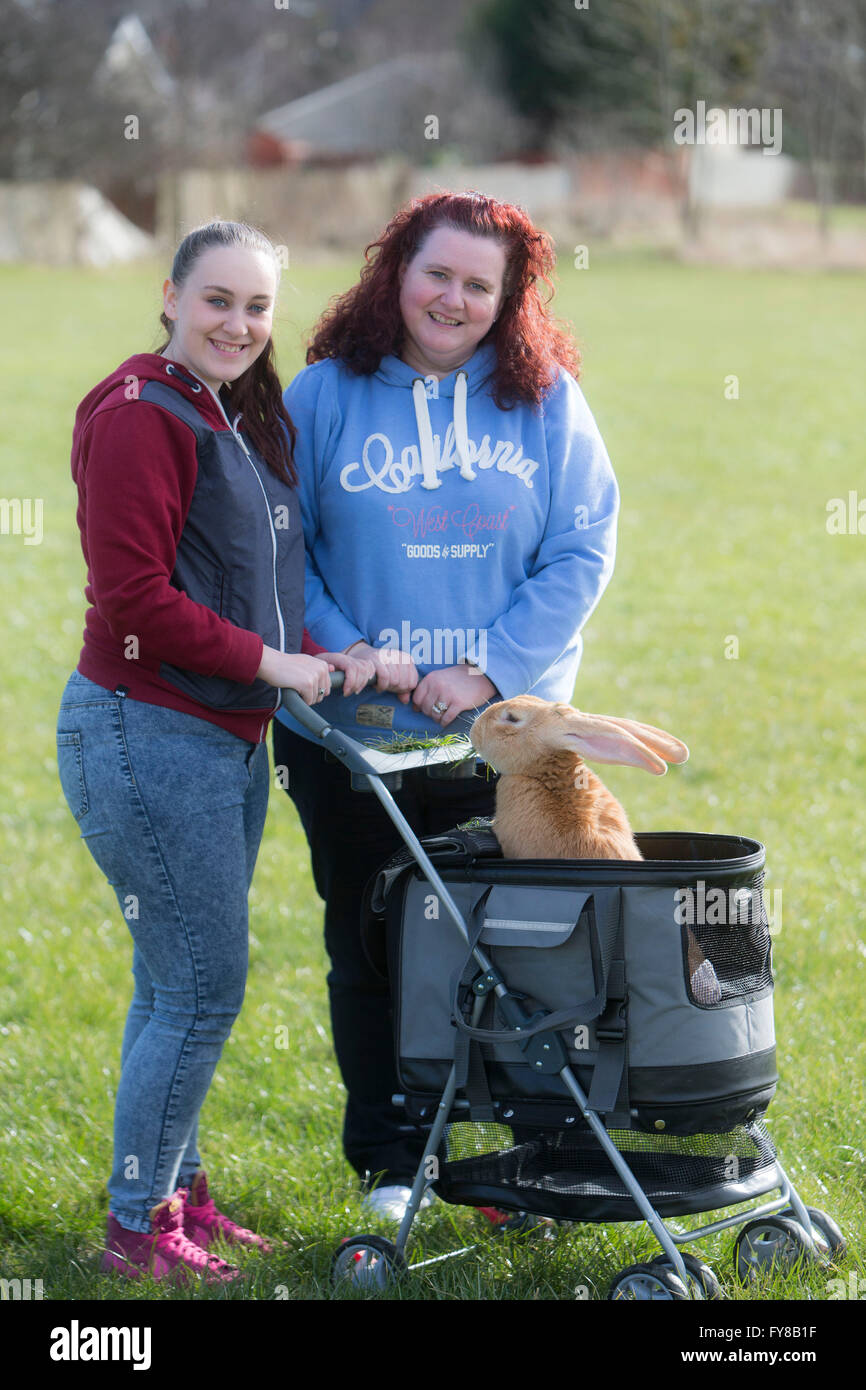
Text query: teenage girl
56 220 373 1281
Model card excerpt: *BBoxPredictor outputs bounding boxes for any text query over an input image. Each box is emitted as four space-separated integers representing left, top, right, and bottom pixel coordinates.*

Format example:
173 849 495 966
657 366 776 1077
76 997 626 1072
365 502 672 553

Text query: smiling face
397 223 507 378
160 245 277 393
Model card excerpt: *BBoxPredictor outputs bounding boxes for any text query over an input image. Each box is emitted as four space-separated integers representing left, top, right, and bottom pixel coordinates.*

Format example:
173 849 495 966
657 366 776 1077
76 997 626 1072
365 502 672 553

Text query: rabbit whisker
454 708 483 727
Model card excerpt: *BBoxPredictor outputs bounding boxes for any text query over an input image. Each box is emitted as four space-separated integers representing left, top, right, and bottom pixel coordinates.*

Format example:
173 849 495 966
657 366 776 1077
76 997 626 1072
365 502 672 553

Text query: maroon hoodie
71 352 325 744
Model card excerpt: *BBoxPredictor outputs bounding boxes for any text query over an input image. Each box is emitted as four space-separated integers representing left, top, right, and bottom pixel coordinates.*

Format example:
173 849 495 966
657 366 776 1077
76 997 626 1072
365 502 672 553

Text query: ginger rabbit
469 696 720 1002
469 696 688 861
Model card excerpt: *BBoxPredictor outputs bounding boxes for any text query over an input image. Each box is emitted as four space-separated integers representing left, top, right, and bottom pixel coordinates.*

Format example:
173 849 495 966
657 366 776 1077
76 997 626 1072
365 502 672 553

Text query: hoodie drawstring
411 371 475 490
411 379 441 491
453 371 476 480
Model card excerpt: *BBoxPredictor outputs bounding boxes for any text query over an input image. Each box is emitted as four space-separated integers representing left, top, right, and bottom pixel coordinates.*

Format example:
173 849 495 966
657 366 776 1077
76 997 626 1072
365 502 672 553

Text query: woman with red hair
273 192 620 1218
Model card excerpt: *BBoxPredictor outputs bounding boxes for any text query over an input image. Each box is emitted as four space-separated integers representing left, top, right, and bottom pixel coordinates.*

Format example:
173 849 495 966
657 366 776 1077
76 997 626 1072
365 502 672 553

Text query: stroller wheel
649 1251 723 1300
332 1234 405 1291
733 1216 815 1284
777 1206 846 1261
608 1262 691 1301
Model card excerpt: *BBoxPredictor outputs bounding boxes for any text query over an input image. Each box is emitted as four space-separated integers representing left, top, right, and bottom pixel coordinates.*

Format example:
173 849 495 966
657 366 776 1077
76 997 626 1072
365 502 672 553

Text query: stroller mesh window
444 1123 516 1162
683 869 773 1006
438 1119 777 1216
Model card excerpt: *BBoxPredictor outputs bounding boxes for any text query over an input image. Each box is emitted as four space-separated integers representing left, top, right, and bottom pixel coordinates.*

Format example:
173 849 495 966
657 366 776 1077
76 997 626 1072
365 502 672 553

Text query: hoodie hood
374 342 498 491
71 353 232 483
373 340 497 396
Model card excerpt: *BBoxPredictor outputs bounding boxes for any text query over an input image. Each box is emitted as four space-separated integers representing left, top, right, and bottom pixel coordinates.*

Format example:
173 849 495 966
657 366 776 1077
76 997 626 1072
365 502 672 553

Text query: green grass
1 253 864 1304
363 731 473 753
780 199 866 231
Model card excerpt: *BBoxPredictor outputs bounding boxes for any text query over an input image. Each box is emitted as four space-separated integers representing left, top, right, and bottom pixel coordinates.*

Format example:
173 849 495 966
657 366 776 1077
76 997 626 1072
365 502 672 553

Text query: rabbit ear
556 710 677 775
596 716 689 765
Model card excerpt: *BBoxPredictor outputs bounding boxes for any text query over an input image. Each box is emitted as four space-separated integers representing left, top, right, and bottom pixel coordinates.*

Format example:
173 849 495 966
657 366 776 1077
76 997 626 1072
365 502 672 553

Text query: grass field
1 250 864 1305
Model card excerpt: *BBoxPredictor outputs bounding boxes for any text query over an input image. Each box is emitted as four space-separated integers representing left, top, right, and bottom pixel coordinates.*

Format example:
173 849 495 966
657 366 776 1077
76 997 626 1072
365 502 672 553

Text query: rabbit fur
470 696 720 1000
469 695 688 862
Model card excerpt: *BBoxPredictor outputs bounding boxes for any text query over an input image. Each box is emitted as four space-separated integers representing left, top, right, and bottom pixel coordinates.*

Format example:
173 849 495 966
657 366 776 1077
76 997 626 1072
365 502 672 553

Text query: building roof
96 15 175 101
256 53 460 156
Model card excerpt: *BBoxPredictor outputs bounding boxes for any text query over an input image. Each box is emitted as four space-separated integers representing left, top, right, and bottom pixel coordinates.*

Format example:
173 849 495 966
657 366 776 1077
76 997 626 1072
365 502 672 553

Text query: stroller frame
283 677 835 1299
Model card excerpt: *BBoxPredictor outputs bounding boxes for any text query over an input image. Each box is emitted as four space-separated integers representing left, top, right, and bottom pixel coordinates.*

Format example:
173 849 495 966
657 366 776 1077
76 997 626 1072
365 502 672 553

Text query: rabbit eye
502 711 521 724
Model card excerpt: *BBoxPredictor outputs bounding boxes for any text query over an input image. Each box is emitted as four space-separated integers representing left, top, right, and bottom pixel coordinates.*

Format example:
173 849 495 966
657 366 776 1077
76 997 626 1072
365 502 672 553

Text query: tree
762 0 866 234
472 0 768 154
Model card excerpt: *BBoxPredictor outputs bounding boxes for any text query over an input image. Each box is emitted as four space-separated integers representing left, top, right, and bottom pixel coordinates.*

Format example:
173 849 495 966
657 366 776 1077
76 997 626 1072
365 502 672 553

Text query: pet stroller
283 676 845 1299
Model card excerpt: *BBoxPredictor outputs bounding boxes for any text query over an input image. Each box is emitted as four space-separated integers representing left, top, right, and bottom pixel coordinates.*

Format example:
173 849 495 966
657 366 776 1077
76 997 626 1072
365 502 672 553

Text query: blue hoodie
274 341 619 744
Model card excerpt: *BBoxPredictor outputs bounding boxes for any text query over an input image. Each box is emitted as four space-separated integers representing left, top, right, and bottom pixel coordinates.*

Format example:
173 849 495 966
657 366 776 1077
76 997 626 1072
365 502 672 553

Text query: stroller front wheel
608 1262 691 1301
332 1234 405 1292
649 1251 723 1300
733 1216 815 1284
777 1205 846 1261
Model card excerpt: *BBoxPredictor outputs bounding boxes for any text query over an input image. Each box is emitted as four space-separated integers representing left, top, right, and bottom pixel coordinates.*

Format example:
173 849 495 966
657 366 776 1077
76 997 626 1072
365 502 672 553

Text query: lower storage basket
434 1116 782 1221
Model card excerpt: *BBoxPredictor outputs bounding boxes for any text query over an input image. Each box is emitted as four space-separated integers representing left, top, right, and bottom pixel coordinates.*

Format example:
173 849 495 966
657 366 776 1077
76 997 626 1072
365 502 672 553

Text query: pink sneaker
182 1170 274 1253
101 1195 241 1283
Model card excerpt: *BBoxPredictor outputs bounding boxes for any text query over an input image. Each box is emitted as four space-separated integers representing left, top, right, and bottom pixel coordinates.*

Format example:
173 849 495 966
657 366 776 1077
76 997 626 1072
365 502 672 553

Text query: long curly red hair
306 192 581 407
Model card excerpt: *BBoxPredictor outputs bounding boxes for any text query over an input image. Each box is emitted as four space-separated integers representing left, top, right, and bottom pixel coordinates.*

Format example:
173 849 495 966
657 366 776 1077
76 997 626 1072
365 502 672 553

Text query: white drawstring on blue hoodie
411 371 475 488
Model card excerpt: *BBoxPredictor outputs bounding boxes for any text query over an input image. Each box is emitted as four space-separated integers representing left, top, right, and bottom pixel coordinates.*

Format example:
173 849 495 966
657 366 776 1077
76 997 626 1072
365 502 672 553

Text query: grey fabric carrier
376 829 777 1135
139 379 305 712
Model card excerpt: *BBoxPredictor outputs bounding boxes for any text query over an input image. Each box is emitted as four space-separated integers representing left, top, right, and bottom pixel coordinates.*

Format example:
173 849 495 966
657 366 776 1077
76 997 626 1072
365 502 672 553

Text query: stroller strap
451 885 623 1044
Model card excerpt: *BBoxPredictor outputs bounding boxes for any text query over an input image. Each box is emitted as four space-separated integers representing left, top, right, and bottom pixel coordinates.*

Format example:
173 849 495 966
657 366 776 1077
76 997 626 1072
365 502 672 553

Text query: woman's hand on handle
412 664 498 728
344 641 419 704
256 646 334 705
317 649 377 696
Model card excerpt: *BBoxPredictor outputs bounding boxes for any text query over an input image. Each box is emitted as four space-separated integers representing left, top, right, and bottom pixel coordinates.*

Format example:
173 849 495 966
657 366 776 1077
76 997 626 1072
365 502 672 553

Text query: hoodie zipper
221 408 286 721
166 362 286 731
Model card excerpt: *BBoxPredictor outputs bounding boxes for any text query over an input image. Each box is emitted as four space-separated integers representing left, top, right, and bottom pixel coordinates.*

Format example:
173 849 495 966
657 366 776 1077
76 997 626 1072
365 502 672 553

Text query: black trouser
273 722 496 1185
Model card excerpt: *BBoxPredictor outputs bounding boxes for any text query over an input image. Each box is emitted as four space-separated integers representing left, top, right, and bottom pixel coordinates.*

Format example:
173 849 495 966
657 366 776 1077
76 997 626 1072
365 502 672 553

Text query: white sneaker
361 1184 436 1221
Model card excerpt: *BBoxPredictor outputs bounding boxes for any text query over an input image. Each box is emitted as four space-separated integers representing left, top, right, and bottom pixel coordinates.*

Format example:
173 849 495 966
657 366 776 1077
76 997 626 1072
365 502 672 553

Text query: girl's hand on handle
344 641 419 704
318 649 377 697
256 646 333 705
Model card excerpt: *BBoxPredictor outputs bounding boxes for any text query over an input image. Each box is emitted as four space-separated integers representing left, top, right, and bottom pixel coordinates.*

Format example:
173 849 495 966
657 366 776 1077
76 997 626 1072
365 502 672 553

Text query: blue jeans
56 671 269 1232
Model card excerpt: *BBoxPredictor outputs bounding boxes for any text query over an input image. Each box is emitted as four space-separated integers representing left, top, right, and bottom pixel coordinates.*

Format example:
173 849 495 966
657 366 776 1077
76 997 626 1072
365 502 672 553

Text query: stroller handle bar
279 669 478 777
